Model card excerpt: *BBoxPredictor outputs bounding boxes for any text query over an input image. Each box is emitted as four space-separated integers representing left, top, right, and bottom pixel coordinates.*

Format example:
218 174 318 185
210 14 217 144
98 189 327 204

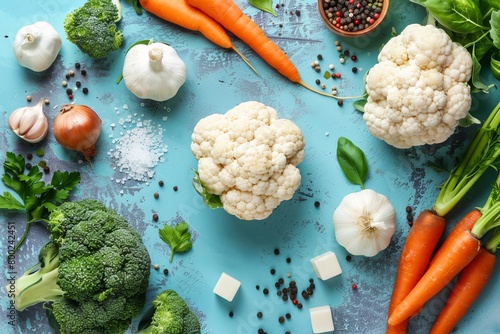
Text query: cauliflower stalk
191 101 305 220
362 24 474 149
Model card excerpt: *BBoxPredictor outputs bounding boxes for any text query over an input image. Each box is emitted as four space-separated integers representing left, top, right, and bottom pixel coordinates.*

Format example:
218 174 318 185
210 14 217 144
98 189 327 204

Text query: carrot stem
433 102 500 217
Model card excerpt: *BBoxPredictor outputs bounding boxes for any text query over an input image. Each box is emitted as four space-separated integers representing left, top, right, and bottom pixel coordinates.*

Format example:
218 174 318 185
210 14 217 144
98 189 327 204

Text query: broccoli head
7 199 151 334
63 0 123 58
137 290 201 334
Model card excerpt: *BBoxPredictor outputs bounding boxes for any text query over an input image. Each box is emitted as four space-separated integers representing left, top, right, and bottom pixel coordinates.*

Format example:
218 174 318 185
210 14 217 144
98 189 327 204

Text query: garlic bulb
333 189 396 257
13 21 62 72
122 41 187 102
8 99 49 143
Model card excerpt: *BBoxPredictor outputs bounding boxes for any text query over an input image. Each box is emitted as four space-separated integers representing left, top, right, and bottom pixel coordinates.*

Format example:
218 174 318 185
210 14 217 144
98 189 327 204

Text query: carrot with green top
185 0 336 98
385 101 500 333
138 0 258 74
389 166 500 327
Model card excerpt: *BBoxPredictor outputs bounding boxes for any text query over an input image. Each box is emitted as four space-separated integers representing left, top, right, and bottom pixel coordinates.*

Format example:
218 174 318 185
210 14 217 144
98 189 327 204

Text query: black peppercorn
173 185 178 191
81 69 87 76
163 268 168 275
159 180 164 186
82 87 89 94
153 213 159 221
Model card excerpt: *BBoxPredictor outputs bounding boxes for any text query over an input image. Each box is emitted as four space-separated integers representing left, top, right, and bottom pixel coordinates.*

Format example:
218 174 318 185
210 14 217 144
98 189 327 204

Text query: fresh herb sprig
159 221 193 262
336 137 369 189
192 170 223 209
0 152 80 254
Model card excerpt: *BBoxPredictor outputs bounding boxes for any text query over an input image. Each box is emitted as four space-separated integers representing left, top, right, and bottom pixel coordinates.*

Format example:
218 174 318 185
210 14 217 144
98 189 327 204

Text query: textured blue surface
1 1 500 333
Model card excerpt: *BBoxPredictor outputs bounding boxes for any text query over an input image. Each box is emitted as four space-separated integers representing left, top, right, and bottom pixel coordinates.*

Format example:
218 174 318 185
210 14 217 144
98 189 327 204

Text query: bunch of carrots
387 101 500 333
132 0 336 97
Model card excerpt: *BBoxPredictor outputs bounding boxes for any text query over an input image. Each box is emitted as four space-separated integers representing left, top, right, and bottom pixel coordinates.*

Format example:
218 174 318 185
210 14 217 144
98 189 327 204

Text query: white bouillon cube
309 305 334 333
213 272 241 302
310 251 342 280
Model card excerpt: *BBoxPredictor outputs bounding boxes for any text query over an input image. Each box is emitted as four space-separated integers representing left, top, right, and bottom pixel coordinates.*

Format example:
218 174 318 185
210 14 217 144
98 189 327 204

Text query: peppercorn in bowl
318 0 389 37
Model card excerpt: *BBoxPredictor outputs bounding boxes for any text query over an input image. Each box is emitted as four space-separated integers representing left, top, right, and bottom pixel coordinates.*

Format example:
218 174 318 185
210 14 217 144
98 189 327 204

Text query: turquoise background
1 1 499 333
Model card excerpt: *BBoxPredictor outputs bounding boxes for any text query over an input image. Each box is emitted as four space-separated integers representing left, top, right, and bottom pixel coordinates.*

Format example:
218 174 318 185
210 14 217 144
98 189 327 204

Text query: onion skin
54 104 102 163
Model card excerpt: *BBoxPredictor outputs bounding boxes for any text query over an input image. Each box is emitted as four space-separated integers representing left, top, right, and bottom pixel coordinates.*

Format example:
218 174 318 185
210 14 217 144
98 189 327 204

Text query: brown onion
54 104 102 163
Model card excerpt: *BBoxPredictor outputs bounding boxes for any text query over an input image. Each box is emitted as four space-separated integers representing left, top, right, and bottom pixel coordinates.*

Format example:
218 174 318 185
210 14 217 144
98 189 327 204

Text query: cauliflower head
191 101 305 220
363 24 473 149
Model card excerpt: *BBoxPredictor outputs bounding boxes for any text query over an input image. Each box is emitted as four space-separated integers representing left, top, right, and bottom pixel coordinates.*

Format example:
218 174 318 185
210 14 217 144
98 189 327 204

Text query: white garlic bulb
8 99 49 143
122 41 187 102
333 189 396 257
13 21 62 72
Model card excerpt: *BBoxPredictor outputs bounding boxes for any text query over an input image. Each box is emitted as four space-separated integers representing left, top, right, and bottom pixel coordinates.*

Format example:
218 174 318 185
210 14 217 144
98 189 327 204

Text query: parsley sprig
0 152 80 253
159 221 193 262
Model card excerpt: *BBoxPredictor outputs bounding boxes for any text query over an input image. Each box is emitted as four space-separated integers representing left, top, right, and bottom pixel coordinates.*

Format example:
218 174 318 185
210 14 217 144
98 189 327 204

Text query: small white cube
310 305 334 333
213 272 241 302
310 251 342 280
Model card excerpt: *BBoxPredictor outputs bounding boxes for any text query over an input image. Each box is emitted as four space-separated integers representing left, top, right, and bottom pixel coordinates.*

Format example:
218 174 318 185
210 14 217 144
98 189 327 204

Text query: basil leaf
353 99 367 113
491 10 500 49
411 0 485 34
491 53 500 80
249 0 277 17
337 137 368 189
459 112 481 127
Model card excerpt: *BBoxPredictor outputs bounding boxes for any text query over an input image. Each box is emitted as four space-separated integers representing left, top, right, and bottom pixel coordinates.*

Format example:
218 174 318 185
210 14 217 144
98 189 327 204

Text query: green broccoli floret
63 0 123 58
8 199 151 334
137 290 201 334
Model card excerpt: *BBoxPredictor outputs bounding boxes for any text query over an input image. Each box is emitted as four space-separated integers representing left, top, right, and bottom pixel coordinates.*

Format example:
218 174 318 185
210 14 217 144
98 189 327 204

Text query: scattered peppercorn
159 180 164 186
338 99 344 106
81 69 87 76
44 99 50 105
314 201 320 208
36 148 44 157
352 67 358 73
352 283 358 290
257 311 263 318
163 268 168 275
173 185 178 191
153 264 159 270
68 94 73 99
26 153 33 160
152 213 159 221
315 79 320 85
278 316 285 323
406 206 413 213
297 303 303 309
285 313 291 319
82 87 89 94
75 62 81 69
263 288 269 295
256 285 260 290
43 166 50 174
66 88 73 95
317 54 323 60
351 55 358 61
346 255 352 261
62 81 67 87
154 192 159 199
286 257 291 263
25 163 32 170
26 95 32 102
407 214 413 221
295 9 301 16
65 73 70 79
274 248 280 255
229 311 234 317
270 268 276 275
69 69 75 77
76 81 81 88
343 50 350 57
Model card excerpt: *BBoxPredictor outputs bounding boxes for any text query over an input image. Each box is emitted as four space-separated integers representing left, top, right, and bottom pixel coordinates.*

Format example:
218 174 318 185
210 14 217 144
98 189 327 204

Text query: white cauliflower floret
191 101 305 220
363 24 473 149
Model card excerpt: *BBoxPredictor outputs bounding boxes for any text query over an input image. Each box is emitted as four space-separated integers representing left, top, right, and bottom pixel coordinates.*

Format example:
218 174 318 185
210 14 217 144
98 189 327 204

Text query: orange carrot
429 246 496 334
429 209 481 268
385 210 446 334
138 0 257 73
388 229 481 326
185 0 335 97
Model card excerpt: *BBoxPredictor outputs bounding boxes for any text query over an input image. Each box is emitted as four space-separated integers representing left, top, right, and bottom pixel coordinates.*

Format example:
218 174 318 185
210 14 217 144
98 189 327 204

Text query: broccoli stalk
10 242 64 312
137 290 201 334
63 0 123 58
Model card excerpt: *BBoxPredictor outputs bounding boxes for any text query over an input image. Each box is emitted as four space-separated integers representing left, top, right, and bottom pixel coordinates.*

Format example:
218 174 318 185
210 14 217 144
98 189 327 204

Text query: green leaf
491 52 500 80
459 112 481 127
471 45 495 93
491 10 500 49
0 193 25 211
159 221 193 262
249 0 277 17
192 170 223 209
336 137 369 189
353 99 367 113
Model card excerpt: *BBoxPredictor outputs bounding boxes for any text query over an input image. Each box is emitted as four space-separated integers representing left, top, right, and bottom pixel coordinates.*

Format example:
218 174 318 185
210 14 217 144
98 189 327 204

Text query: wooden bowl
318 0 389 38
